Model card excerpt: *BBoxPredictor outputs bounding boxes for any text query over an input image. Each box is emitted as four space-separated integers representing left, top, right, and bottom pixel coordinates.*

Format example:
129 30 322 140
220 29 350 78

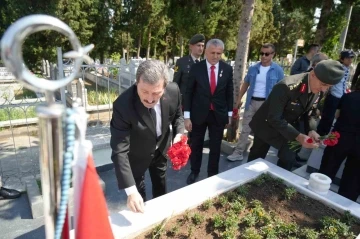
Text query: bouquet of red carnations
167 135 191 170
288 131 340 151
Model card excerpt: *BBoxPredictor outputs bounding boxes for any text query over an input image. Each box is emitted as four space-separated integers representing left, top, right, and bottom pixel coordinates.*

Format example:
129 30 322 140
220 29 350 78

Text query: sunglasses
260 52 274 56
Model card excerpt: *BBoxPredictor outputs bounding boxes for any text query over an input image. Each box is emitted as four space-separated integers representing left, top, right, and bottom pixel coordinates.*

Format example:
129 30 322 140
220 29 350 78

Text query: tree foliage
1 0 360 70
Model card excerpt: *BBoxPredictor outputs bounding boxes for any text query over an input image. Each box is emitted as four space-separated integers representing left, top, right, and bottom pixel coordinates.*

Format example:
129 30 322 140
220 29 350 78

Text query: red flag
75 153 114 239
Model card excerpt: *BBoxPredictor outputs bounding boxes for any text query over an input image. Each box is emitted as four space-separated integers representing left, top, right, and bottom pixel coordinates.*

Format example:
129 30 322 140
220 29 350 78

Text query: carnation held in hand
167 135 191 170
289 131 340 152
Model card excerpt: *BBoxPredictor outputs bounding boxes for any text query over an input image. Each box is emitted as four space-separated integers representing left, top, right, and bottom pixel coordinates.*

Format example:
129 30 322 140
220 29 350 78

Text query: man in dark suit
184 39 233 184
173 34 205 99
110 60 184 213
247 60 344 171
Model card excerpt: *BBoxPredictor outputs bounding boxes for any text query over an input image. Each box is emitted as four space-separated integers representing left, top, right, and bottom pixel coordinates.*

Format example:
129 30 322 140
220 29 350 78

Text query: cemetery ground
137 174 360 239
0 133 282 239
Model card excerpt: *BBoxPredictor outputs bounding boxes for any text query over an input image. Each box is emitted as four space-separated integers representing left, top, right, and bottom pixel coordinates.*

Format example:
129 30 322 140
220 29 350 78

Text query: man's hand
185 119 192 132
308 130 320 142
236 101 243 109
127 191 144 213
296 133 319 149
173 133 182 144
225 117 231 127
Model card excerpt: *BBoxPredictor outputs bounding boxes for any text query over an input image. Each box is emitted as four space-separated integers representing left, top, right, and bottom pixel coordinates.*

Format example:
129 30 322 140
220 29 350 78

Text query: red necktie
210 65 216 110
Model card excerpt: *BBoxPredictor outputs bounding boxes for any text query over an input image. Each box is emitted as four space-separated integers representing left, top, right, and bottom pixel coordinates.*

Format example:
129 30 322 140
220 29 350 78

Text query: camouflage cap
189 34 205 45
314 59 345 85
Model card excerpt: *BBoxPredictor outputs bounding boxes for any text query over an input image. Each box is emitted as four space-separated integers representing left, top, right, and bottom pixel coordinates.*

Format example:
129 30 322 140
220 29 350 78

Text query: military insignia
289 82 300 91
174 66 178 72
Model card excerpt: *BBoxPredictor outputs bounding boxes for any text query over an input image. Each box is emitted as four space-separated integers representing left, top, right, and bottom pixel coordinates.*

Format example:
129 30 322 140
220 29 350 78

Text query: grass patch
0 106 37 121
85 81 119 105
15 88 37 99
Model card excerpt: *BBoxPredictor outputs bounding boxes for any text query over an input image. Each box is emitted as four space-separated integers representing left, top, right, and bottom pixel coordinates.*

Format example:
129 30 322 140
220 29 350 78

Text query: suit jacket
184 60 233 125
110 83 184 189
249 73 318 148
173 55 197 97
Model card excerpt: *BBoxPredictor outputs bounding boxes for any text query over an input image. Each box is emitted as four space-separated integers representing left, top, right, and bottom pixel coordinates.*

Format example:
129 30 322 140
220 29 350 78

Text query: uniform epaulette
288 82 300 91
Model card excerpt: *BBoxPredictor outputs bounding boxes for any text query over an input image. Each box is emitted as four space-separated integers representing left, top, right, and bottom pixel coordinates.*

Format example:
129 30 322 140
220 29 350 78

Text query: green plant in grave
341 210 358 225
167 225 179 237
284 187 297 200
182 210 191 222
202 198 213 210
299 228 319 239
213 214 224 229
191 212 204 225
230 200 246 213
220 228 236 239
218 195 229 207
242 227 262 239
235 185 249 196
260 224 278 239
275 220 299 237
320 216 355 238
187 225 194 237
224 211 239 230
226 191 238 202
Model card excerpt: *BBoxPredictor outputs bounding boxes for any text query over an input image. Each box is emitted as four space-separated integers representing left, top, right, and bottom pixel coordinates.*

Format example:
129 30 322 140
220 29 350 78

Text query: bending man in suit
184 39 233 184
110 60 184 213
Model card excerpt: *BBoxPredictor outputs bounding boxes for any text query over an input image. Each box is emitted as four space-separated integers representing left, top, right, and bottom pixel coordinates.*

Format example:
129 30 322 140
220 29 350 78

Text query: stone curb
26 174 106 219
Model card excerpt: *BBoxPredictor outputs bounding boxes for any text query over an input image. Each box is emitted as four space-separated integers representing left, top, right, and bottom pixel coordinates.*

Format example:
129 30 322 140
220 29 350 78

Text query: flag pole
1 15 94 238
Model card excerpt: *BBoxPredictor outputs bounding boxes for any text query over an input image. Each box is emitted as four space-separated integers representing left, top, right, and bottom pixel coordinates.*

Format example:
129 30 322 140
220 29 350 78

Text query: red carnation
232 108 239 120
333 131 340 139
167 135 191 170
306 138 314 144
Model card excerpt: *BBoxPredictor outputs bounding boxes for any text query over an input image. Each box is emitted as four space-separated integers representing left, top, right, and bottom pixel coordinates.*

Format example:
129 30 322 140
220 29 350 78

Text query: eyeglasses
260 52 274 56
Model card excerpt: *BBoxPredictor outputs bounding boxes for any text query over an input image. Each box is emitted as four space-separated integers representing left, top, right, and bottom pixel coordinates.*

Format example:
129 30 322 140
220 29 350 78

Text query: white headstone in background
0 67 15 80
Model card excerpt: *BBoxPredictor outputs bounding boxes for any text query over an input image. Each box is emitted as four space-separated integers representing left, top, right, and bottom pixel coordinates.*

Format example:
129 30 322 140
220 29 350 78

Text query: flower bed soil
136 174 360 239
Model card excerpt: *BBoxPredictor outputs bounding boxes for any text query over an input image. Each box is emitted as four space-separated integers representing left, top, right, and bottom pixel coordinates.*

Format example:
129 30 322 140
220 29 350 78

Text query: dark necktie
210 65 216 110
195 59 199 63
149 108 157 130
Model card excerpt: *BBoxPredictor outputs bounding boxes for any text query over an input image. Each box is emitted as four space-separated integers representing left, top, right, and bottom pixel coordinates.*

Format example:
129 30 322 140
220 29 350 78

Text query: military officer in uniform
247 60 345 171
173 34 205 99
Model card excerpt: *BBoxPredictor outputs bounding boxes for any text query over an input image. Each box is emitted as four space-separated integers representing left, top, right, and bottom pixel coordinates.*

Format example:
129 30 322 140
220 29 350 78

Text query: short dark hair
261 43 275 52
307 44 320 53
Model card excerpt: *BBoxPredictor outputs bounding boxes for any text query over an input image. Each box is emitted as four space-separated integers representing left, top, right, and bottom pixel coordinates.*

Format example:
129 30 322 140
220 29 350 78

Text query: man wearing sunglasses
227 43 284 161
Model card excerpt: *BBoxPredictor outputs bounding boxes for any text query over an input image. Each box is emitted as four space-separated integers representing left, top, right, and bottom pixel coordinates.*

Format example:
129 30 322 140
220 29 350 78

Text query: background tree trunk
179 36 184 57
227 0 255 142
146 30 151 59
339 4 353 51
314 0 334 45
137 33 142 58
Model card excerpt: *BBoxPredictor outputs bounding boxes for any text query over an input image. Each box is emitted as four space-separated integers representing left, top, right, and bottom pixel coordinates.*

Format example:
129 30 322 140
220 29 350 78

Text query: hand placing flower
288 131 340 152
167 135 191 170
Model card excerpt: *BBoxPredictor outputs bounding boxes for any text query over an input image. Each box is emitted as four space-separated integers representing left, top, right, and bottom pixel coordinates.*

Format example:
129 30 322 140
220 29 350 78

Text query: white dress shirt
184 60 232 119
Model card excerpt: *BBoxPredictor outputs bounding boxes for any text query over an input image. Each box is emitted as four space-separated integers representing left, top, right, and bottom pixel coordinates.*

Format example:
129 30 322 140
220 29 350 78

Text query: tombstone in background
306 146 345 185
168 68 174 82
0 67 15 81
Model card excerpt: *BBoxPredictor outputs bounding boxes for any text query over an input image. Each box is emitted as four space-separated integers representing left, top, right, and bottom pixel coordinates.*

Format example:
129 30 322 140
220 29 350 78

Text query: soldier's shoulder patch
288 82 300 91
174 66 179 72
